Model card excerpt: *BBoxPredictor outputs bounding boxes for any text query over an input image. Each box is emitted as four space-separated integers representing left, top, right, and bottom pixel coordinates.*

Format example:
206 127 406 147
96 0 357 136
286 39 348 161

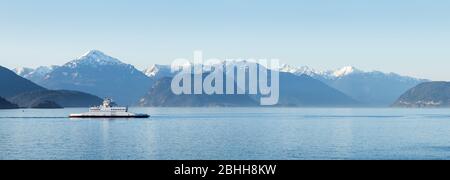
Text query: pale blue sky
0 0 449 80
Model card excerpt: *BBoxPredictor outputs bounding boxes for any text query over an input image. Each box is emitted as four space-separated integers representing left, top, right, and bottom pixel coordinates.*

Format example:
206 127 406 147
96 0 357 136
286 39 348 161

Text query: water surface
0 108 450 160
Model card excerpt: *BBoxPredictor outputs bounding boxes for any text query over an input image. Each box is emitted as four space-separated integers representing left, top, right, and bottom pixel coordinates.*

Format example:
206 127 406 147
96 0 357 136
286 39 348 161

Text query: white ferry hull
69 113 150 118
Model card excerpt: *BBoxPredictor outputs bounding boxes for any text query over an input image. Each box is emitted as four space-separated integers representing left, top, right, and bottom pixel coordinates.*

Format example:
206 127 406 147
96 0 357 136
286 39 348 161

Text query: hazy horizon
0 0 449 81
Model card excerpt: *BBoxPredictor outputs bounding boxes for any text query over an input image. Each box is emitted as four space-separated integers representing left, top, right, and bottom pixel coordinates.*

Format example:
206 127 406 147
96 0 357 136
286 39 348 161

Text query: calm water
0 108 450 160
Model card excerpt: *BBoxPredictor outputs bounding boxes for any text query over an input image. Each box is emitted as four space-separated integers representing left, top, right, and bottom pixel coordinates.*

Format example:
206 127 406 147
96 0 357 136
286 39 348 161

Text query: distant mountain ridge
278 64 424 82
393 82 450 108
277 65 427 106
30 50 153 105
12 66 58 84
1 65 102 108
0 66 46 98
141 63 426 106
9 90 102 108
278 64 362 79
140 63 359 107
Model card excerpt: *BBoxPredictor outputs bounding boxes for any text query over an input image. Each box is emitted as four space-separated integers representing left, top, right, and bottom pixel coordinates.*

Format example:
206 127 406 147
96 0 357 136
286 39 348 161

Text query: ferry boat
69 98 149 118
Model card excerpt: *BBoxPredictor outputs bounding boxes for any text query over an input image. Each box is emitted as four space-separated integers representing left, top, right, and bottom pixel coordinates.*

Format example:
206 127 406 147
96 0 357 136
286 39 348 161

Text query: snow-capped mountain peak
278 64 367 79
12 67 34 76
65 50 123 68
278 64 322 76
12 66 57 78
11 65 58 84
332 66 362 77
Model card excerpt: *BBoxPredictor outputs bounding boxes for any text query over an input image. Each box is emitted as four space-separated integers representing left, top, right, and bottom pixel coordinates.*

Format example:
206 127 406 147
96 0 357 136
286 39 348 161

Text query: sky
0 0 449 80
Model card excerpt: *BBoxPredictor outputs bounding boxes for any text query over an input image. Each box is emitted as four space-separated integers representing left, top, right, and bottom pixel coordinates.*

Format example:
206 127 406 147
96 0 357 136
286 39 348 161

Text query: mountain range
9 50 440 107
139 62 359 107
278 64 427 106
141 63 427 106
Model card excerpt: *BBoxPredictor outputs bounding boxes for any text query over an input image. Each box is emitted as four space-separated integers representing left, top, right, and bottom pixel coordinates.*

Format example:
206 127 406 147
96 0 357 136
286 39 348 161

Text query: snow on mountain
13 51 427 107
140 62 427 106
143 62 383 82
39 50 153 105
12 67 34 77
278 65 366 79
278 64 354 79
331 66 363 78
278 64 422 81
140 67 359 107
278 64 324 77
277 64 428 106
64 50 123 68
13 66 57 77
12 66 58 84
143 60 262 80
33 66 57 76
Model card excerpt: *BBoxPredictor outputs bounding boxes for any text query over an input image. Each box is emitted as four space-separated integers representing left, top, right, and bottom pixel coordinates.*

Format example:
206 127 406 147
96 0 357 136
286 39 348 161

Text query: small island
30 100 63 109
0 97 18 109
393 82 450 108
